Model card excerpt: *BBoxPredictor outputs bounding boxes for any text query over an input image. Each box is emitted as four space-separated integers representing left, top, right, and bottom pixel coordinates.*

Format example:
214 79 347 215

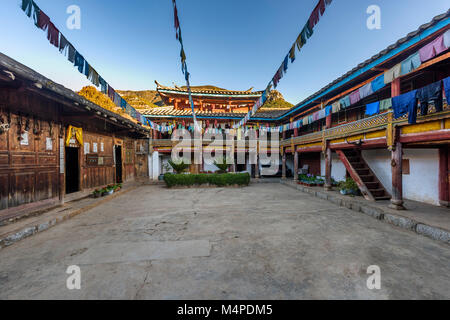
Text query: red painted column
389 78 405 209
324 144 332 191
294 149 299 181
439 146 450 207
282 149 287 179
389 139 405 210
391 78 401 97
326 114 332 129
294 127 298 137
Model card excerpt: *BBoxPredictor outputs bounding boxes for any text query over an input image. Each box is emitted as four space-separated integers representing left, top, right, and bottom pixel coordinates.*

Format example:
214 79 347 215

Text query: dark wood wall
0 90 61 211
0 87 147 215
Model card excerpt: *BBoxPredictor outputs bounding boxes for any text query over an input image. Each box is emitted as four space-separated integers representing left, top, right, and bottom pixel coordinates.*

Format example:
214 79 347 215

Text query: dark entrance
65 147 80 194
115 145 123 183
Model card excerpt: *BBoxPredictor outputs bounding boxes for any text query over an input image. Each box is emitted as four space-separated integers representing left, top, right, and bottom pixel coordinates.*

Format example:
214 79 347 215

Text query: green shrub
213 157 230 174
338 177 358 191
168 159 190 174
163 173 250 188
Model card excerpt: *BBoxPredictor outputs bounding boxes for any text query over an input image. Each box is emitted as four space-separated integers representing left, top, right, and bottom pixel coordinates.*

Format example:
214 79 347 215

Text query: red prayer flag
37 10 50 31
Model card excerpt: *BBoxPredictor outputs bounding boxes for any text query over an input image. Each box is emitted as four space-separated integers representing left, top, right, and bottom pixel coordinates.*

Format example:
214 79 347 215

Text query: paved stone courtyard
0 183 449 299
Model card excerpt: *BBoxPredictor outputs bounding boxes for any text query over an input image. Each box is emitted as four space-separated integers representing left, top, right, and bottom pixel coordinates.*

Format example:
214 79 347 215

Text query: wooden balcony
281 106 450 150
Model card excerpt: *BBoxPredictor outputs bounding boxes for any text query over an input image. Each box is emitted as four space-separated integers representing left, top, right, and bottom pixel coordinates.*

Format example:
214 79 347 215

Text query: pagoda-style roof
155 81 263 98
142 106 289 120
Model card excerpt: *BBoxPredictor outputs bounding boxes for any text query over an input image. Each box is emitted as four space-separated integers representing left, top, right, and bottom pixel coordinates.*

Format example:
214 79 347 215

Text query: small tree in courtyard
214 157 231 174
168 159 190 174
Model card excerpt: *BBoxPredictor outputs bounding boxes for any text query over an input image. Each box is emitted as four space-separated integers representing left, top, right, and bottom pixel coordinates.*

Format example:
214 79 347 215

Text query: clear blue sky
1 0 448 104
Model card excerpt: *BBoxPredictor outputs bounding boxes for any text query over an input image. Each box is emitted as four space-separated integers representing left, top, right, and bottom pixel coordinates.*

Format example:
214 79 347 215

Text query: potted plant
338 178 359 196
92 189 102 198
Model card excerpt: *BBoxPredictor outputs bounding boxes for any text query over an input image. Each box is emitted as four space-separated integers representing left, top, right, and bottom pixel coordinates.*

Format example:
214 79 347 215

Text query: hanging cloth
384 63 401 84
392 90 417 124
379 98 392 112
59 34 69 53
419 35 446 62
359 83 373 100
318 108 326 119
47 22 60 48
332 101 341 113
289 44 296 63
301 22 314 44
349 90 361 105
37 9 50 31
444 29 450 49
99 76 107 94
365 102 380 116
120 98 127 110
339 96 351 109
400 52 421 75
108 86 115 102
371 74 385 92
416 80 443 116
443 76 450 103
67 43 76 63
283 55 289 73
74 51 85 74
83 60 90 78
325 105 332 116
88 66 100 87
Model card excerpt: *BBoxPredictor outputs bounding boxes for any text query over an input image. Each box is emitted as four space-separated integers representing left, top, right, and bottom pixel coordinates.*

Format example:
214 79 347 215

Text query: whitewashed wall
363 149 440 206
320 153 347 182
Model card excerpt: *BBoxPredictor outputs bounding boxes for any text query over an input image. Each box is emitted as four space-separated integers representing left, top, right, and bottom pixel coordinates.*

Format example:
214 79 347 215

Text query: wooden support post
282 149 287 179
294 127 298 137
389 141 405 210
325 114 332 129
391 78 401 97
439 146 450 207
293 149 299 181
324 145 332 191
255 154 260 179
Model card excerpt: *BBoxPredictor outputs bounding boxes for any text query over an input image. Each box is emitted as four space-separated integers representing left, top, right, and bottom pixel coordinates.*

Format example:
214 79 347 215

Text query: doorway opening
65 147 80 194
115 145 123 183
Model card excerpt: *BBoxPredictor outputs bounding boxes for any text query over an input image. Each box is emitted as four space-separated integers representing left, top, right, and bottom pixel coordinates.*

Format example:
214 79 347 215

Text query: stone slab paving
0 183 449 299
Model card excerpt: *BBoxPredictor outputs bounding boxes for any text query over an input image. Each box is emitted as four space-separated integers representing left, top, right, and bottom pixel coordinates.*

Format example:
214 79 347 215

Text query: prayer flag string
232 0 333 129
20 0 176 132
172 0 200 131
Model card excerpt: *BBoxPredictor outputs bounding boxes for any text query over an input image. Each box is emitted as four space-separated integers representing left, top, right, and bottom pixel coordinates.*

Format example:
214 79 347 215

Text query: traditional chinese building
146 83 288 177
0 53 149 221
278 11 450 208
146 11 450 209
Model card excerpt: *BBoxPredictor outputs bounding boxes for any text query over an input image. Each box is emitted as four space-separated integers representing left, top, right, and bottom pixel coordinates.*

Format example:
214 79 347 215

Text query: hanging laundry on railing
379 98 392 112
444 30 450 49
332 101 341 113
371 74 385 92
365 102 380 116
417 80 443 116
359 83 373 100
384 63 401 84
444 76 450 102
401 52 421 75
349 90 361 105
419 34 446 62
392 90 417 124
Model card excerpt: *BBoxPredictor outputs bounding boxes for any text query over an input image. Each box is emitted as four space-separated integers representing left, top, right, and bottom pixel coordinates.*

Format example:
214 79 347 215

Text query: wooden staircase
336 149 391 201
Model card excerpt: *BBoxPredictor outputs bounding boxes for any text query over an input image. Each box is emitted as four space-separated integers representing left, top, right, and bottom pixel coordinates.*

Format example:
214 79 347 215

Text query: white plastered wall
362 149 439 206
320 152 347 182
